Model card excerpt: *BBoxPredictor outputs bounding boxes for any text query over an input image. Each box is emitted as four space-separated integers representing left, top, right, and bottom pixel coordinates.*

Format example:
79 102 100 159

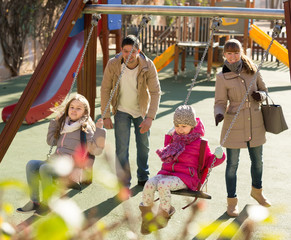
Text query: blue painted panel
108 14 122 30
108 0 122 30
69 15 84 37
108 0 121 4
55 0 84 37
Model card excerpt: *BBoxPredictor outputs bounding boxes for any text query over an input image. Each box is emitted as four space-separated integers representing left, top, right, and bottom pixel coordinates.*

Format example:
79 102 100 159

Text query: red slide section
2 31 84 124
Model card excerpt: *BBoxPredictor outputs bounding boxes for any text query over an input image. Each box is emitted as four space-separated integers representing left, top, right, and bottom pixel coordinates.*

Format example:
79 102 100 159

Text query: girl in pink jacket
139 105 225 234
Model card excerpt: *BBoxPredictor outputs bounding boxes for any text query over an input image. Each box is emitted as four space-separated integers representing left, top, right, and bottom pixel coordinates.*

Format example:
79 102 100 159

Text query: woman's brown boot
139 203 154 235
227 197 239 217
250 187 271 207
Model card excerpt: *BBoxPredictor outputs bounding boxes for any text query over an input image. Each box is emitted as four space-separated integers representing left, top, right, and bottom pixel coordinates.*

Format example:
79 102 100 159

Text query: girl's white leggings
142 174 187 213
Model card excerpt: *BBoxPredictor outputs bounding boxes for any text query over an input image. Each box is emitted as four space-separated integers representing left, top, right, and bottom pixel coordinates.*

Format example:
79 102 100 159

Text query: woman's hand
251 91 262 102
215 114 224 126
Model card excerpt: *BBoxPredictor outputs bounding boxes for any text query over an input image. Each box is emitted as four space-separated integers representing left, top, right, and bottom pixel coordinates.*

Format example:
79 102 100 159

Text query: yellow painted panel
153 44 176 72
249 24 289 67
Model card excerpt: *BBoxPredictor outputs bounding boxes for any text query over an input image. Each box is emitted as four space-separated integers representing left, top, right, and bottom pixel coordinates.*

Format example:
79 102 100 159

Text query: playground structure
152 0 288 80
0 1 290 163
1 0 121 125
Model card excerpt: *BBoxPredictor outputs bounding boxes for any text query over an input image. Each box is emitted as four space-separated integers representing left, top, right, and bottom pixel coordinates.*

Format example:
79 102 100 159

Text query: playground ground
0 56 291 239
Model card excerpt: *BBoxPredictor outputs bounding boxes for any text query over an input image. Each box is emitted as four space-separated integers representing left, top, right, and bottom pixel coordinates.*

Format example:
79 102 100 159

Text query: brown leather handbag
261 95 288 134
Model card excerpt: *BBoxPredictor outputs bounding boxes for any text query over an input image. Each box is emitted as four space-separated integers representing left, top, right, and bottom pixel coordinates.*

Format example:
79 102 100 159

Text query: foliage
0 152 285 240
164 0 178 26
31 0 67 55
122 0 159 32
0 0 34 76
0 0 66 77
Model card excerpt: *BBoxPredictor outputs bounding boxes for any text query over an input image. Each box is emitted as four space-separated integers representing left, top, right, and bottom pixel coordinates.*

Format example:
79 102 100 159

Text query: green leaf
0 180 27 190
34 215 70 240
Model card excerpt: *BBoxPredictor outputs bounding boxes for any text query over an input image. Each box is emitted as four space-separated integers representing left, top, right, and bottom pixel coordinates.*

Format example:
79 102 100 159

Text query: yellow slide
249 24 289 67
153 44 176 72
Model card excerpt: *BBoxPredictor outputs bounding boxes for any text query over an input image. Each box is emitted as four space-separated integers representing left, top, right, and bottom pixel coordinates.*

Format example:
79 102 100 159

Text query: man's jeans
26 160 55 202
226 142 263 198
114 111 150 187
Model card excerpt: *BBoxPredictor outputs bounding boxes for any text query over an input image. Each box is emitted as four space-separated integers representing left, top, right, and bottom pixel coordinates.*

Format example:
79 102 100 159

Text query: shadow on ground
15 184 92 232
192 205 249 240
83 185 143 220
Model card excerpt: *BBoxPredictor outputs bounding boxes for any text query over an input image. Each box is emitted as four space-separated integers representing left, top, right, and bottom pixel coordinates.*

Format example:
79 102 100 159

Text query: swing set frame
0 1 291 168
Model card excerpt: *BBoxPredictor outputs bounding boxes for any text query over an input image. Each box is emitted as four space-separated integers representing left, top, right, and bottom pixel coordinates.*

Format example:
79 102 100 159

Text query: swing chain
91 13 101 26
47 139 56 161
101 16 151 119
210 17 222 31
200 156 216 190
139 16 152 29
66 14 101 103
184 17 222 105
272 21 285 38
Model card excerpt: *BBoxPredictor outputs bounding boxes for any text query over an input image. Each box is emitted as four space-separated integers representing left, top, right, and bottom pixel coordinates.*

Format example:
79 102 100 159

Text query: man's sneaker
16 201 40 213
34 203 50 217
138 180 148 187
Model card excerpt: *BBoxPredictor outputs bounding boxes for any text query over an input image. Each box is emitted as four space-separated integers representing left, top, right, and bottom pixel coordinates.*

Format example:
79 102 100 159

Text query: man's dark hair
122 35 140 49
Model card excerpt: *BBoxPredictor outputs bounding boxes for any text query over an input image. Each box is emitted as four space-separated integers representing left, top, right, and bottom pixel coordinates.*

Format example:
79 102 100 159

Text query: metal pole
83 4 284 20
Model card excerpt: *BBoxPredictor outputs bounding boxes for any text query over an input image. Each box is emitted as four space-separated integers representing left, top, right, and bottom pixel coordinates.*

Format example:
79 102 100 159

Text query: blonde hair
53 94 96 139
224 39 257 74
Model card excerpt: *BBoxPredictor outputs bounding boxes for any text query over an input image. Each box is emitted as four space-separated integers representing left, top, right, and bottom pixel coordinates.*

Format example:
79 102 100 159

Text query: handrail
83 5 284 20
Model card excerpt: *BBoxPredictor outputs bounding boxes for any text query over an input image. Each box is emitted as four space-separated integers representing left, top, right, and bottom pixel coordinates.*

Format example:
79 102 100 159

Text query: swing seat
171 167 211 200
170 139 212 208
171 188 211 199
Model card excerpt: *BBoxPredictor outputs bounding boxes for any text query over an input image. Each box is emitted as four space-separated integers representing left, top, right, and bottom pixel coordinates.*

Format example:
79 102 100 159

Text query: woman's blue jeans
114 111 150 187
226 142 263 198
26 160 56 203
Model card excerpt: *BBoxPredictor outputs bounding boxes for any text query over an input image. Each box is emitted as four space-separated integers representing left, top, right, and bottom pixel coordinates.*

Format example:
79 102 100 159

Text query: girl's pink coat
157 118 225 191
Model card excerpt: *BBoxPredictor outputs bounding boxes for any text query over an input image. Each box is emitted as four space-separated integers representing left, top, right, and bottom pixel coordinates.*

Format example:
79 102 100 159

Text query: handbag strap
265 92 275 106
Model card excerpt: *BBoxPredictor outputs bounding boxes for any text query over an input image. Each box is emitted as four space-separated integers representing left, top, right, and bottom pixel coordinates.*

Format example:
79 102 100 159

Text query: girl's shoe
34 203 50 217
139 203 154 235
16 201 40 213
155 206 176 229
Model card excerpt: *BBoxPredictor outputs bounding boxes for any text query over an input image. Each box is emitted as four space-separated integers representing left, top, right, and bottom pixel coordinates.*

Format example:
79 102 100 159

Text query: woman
214 39 271 217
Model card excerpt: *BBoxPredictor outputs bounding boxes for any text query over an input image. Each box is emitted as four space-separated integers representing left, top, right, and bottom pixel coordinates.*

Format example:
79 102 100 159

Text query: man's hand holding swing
103 118 113 129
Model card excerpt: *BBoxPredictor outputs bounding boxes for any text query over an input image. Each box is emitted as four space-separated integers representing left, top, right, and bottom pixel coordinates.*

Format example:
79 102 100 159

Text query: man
101 35 161 188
